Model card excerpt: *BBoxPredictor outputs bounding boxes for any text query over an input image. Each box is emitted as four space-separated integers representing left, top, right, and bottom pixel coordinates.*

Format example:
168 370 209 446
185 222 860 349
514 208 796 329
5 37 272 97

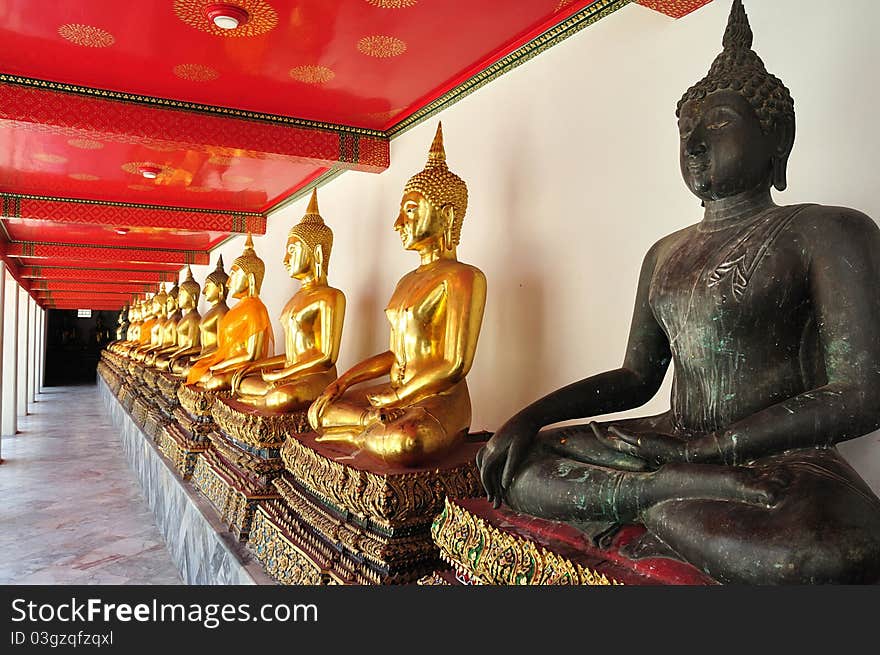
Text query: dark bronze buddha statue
477 0 880 584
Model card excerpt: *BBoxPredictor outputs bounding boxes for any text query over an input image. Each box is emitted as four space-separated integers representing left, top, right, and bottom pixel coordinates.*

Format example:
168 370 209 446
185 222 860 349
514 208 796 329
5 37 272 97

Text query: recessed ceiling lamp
205 3 249 30
137 164 162 179
115 227 129 235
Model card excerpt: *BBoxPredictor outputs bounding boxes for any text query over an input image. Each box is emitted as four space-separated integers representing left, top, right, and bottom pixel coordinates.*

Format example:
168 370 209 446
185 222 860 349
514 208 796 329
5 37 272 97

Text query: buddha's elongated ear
247 272 257 296
772 114 795 192
441 204 455 251
314 244 325 280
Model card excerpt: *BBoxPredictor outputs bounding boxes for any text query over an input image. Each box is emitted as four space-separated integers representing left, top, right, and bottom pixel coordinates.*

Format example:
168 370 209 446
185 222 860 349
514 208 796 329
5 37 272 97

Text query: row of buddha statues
105 1 880 584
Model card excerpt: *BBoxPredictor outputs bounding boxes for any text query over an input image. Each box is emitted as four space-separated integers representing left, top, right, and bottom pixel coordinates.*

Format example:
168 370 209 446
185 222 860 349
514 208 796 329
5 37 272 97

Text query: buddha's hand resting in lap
477 415 540 509
595 425 716 468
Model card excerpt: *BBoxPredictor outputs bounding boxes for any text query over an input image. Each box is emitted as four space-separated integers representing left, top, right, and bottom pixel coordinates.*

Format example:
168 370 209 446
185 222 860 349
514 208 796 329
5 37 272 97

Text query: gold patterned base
211 397 309 451
247 432 487 585
177 384 229 420
192 447 279 540
249 504 335 585
160 421 209 479
431 498 620 585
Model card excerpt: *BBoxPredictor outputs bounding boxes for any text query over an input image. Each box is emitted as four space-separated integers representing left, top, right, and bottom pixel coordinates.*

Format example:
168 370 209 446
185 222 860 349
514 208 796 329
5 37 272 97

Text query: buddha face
165 295 177 315
283 235 313 279
394 191 452 252
203 280 223 304
678 90 775 201
179 288 195 310
227 264 249 299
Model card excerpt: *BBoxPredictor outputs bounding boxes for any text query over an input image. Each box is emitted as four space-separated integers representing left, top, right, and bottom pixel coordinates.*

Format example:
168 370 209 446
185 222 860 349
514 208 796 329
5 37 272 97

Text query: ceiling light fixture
205 4 249 30
137 164 162 179
115 227 129 235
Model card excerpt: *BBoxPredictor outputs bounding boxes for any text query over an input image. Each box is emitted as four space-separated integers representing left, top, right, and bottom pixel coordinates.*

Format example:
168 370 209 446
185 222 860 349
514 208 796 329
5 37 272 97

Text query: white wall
184 0 880 490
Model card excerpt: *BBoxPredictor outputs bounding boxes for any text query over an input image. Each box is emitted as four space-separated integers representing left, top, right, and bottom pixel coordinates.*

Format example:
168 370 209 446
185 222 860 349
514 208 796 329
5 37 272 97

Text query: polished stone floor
0 384 182 584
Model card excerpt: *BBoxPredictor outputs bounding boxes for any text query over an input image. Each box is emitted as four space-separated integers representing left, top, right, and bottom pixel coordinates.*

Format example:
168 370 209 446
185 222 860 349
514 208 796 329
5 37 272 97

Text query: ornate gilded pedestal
191 398 309 541
420 497 717 586
247 432 486 585
161 383 228 480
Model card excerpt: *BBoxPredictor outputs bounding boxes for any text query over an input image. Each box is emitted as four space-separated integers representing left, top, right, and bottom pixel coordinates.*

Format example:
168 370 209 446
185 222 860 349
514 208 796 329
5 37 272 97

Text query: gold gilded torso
199 303 228 354
175 311 201 349
161 311 182 346
386 259 478 389
282 286 339 366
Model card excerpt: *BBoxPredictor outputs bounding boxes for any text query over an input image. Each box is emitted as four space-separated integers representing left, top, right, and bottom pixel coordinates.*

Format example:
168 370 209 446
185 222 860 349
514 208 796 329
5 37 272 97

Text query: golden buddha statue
114 305 129 343
308 124 487 467
185 235 274 390
145 282 183 367
111 303 138 355
230 190 345 412
159 266 202 373
132 289 164 362
170 256 230 377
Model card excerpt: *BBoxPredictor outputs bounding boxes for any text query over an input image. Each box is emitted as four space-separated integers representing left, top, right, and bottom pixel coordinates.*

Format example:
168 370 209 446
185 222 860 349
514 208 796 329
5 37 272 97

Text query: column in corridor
2 273 18 436
28 297 36 405
16 286 29 417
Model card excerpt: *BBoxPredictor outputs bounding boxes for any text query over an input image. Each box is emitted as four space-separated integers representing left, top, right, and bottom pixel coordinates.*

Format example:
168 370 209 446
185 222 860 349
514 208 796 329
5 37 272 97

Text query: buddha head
285 188 333 282
165 283 180 316
397 122 468 254
676 0 795 202
151 286 167 317
179 265 200 311
204 255 229 305
229 233 265 298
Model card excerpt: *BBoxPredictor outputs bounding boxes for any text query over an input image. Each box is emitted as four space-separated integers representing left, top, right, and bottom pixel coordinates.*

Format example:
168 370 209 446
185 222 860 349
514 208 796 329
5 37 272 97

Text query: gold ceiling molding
68 173 100 181
174 0 279 38
208 154 235 165
127 184 157 192
288 65 335 85
173 64 220 82
67 138 105 150
33 153 68 164
57 24 115 48
1 191 263 216
357 35 407 58
365 0 418 7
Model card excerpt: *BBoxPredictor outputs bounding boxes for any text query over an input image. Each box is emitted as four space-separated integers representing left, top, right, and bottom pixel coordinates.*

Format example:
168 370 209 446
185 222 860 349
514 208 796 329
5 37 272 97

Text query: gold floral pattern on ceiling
185 186 212 193
173 64 221 82
68 173 100 181
128 184 156 192
365 0 418 7
636 0 712 19
288 65 335 84
174 0 279 38
357 35 407 58
67 139 105 150
33 153 68 164
57 24 115 48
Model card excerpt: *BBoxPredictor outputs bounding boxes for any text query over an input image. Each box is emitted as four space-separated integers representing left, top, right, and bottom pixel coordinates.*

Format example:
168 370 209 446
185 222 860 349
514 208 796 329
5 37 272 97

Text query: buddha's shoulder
783 203 879 240
417 260 486 283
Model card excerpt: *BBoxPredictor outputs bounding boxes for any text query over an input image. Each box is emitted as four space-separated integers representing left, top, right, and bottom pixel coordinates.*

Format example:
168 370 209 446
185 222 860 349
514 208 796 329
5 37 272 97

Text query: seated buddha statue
477 0 880 584
132 289 165 362
308 124 487 467
145 283 183 367
170 257 229 378
157 266 202 372
111 304 136 354
112 305 129 344
231 189 345 412
185 235 274 391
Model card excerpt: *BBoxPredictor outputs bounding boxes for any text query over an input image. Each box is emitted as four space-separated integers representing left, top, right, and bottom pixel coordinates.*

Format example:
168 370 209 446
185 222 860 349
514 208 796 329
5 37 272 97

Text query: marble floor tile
0 384 182 585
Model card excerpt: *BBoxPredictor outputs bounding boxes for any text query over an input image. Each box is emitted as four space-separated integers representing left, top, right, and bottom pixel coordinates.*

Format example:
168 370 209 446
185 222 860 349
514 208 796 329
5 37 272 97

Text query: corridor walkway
0 385 181 584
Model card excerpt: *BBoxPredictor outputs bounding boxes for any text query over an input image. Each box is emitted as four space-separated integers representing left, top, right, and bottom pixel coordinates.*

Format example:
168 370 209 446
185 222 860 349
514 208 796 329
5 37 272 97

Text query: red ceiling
0 0 696 309
0 0 600 131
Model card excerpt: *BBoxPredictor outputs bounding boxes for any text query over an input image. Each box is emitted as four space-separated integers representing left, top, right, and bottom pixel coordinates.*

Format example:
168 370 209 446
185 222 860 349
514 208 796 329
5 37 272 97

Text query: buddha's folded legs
199 370 235 391
641 448 880 584
315 381 471 466
236 368 337 411
502 421 781 523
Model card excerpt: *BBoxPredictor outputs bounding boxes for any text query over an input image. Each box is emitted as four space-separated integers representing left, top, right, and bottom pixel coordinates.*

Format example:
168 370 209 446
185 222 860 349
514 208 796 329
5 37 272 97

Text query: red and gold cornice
636 0 712 19
1 193 266 235
30 280 154 293
7 242 208 265
19 267 177 283
0 78 389 173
